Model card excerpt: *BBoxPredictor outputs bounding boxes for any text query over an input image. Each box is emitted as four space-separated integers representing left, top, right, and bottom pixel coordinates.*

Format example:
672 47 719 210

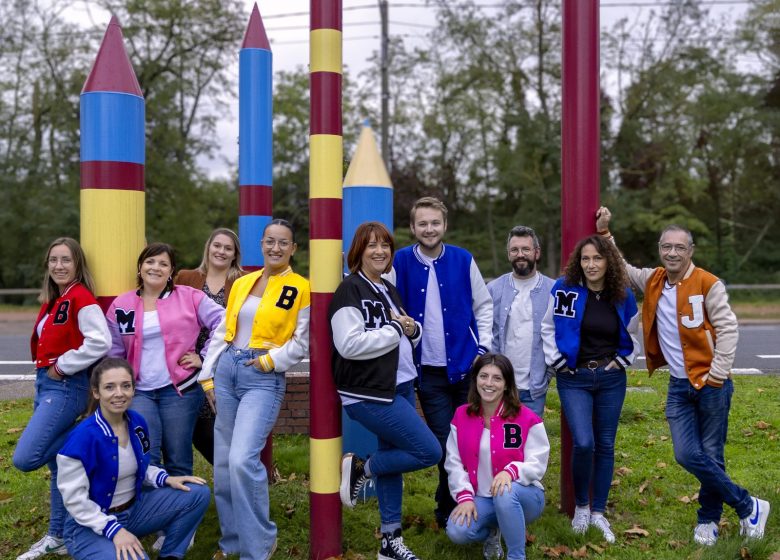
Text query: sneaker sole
743 500 771 539
339 454 357 508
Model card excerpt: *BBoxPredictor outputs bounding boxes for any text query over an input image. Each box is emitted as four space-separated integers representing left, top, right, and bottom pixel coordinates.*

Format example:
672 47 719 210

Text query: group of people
12 195 770 560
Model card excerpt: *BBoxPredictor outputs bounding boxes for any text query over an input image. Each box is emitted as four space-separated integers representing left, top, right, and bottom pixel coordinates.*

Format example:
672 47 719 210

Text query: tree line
2 0 778 295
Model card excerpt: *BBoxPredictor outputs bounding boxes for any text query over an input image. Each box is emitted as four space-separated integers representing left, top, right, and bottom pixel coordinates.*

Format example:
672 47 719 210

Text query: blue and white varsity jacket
390 243 492 383
541 278 640 371
57 409 169 540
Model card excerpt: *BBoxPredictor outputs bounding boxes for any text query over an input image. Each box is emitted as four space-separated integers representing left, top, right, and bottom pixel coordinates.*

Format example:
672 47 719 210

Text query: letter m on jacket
361 300 387 330
553 290 578 318
115 308 136 335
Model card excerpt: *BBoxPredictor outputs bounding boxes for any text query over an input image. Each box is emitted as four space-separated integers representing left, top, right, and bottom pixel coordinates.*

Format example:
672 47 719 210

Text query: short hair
507 225 540 250
466 353 521 419
88 357 135 415
347 222 395 274
409 196 448 225
39 237 97 305
197 228 243 283
659 225 694 246
563 235 629 305
136 242 177 292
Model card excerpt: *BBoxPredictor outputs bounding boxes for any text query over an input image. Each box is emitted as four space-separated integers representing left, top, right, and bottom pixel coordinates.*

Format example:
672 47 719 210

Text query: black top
577 290 620 362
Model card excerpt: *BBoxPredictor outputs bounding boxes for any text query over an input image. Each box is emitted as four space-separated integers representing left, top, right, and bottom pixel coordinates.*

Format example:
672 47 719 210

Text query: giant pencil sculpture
239 3 273 270
309 1 343 557
80 17 145 310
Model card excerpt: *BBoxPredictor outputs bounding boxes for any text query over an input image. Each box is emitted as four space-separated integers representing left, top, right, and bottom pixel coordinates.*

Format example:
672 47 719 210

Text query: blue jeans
417 365 469 523
130 383 203 476
213 347 285 559
519 389 546 418
665 377 752 522
345 380 441 530
13 368 89 537
556 366 626 512
63 484 210 559
446 483 545 560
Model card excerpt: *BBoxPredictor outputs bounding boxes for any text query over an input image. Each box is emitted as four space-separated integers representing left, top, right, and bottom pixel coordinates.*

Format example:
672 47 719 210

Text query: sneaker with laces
16 535 67 560
571 506 590 535
589 514 616 543
740 496 770 539
483 527 504 559
340 453 368 508
693 522 718 546
378 529 420 560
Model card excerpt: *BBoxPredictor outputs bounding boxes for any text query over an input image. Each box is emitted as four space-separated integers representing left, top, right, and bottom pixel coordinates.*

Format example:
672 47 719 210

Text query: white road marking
757 355 780 359
0 361 33 365
732 368 764 375
0 374 36 381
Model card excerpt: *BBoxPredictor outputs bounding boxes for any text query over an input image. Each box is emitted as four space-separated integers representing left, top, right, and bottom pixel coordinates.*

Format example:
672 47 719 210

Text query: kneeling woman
445 353 549 560
331 222 440 560
57 357 210 560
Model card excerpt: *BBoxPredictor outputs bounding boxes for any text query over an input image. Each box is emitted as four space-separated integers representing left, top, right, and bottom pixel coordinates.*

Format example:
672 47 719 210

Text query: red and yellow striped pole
308 1 343 558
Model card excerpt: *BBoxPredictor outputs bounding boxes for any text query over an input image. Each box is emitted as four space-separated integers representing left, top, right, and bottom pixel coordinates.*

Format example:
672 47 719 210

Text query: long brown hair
196 228 244 283
87 357 135 415
39 238 97 305
563 235 629 305
466 353 521 419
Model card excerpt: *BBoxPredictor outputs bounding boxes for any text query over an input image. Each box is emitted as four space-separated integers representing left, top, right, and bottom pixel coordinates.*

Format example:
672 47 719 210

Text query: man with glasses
596 207 770 546
486 226 554 417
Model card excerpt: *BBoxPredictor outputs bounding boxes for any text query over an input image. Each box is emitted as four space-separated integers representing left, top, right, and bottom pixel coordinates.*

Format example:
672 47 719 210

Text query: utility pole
379 0 390 167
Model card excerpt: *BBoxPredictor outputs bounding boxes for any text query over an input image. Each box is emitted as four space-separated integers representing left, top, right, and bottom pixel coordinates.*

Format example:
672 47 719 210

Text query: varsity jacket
57 409 169 540
330 271 422 403
106 285 224 394
445 401 549 504
625 262 738 389
200 267 310 384
487 272 555 400
541 278 640 371
390 244 492 382
30 282 110 375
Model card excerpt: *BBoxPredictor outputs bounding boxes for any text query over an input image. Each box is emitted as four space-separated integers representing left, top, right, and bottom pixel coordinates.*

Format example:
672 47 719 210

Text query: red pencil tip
82 18 143 96
242 3 271 50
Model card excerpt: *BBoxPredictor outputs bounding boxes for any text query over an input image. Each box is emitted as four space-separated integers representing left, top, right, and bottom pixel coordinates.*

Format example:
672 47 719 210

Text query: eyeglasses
509 247 536 256
659 243 691 254
48 257 73 265
262 238 292 250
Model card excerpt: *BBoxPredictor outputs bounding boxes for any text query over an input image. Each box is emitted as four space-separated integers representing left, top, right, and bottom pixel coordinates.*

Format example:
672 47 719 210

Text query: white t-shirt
656 282 687 379
110 440 138 509
417 252 447 367
505 274 536 390
232 295 261 349
476 427 493 498
137 311 170 390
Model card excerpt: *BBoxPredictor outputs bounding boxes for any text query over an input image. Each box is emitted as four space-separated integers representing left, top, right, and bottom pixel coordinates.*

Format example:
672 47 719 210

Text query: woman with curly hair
541 234 639 543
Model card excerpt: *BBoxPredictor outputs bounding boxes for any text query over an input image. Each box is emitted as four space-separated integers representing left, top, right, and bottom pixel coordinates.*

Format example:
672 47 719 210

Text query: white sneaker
16 535 67 560
740 497 770 539
590 514 616 543
483 527 504 559
693 522 718 546
572 506 590 535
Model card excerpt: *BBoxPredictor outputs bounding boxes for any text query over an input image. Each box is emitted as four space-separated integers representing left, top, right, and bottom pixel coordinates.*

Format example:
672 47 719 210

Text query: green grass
1 373 779 559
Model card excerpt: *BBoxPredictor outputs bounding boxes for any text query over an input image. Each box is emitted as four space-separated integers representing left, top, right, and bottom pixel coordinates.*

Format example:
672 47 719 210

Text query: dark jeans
665 377 752 522
417 365 470 525
556 366 626 513
193 400 215 465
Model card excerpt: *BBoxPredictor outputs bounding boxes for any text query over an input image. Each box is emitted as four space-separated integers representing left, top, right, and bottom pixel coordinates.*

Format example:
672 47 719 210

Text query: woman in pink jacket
106 243 224 477
445 353 550 560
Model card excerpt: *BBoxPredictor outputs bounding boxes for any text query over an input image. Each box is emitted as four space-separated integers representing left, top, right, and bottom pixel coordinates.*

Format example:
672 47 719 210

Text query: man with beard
486 226 554 417
389 196 493 530
596 207 770 546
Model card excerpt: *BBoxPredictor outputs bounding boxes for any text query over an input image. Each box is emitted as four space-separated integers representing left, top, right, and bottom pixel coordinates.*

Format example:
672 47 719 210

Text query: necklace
589 287 604 301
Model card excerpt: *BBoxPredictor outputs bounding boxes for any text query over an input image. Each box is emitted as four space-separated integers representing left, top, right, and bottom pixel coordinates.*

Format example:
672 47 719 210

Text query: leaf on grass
756 420 770 430
638 498 648 506
667 540 685 549
540 545 571 558
655 528 666 535
660 435 668 441
638 480 649 493
616 466 632 477
742 429 754 437
5 427 22 434
679 495 692 504
620 452 629 459
740 547 752 559
526 534 536 544
0 490 13 504
610 479 621 487
344 551 365 560
691 492 699 501
756 388 764 394
586 543 604 553
624 525 650 538
572 546 588 558
656 462 667 468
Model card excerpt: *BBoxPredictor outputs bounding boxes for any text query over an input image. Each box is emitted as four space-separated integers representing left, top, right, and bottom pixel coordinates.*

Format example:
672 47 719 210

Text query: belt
576 356 613 370
108 497 135 514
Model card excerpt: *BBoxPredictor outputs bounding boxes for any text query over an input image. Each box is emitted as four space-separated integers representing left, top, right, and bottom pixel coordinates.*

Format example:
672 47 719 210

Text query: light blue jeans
13 368 90 537
213 347 285 559
519 389 546 418
63 484 210 559
130 383 204 476
446 483 545 560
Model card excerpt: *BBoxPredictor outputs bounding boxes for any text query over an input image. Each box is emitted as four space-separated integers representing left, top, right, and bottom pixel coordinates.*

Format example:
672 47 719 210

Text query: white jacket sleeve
444 424 475 503
616 305 641 369
541 295 566 371
56 454 119 537
55 304 111 375
503 423 549 488
198 315 228 383
704 280 738 381
470 259 493 352
268 305 311 372
331 306 403 360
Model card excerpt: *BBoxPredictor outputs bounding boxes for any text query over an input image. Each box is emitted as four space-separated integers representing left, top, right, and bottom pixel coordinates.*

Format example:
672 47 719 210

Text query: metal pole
560 0 600 518
379 0 390 167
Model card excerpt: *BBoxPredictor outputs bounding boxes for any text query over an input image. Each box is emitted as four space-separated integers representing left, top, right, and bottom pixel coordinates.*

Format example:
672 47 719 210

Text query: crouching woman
57 357 210 560
445 353 549 560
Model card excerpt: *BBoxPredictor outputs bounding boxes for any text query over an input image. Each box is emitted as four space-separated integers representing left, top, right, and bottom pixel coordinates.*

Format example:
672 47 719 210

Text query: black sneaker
340 453 368 508
378 529 420 560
